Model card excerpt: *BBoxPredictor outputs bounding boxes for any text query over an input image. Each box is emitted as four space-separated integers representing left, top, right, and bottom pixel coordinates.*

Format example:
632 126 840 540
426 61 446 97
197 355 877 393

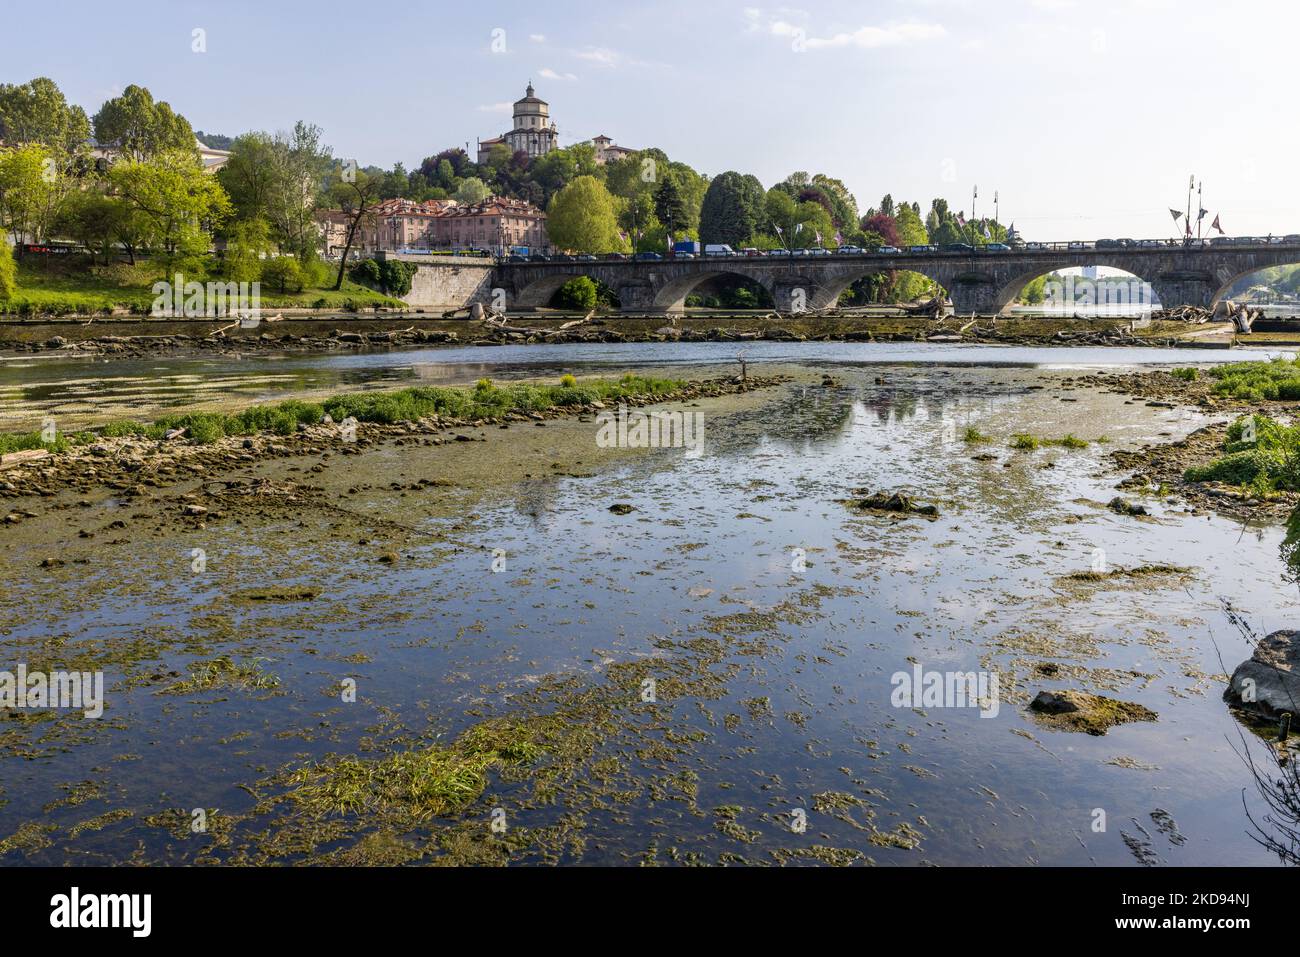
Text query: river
0 342 1295 865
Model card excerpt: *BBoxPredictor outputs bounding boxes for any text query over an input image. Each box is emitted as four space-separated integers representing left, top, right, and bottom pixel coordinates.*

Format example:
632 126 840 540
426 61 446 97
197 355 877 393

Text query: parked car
528 253 549 262
765 248 791 256
984 243 1011 251
940 243 971 253
703 244 736 256
875 246 900 254
1023 242 1048 250
633 252 662 261
576 254 598 261
1095 238 1119 249
1067 241 1089 251
604 252 628 260
836 245 862 255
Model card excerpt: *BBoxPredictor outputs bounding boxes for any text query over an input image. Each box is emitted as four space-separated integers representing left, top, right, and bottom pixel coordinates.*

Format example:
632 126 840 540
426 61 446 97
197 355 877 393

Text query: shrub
554 276 598 311
261 256 304 294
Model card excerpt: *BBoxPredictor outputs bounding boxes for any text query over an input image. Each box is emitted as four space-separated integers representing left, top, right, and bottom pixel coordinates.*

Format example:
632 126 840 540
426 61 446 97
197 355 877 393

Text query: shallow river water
1 343 1296 865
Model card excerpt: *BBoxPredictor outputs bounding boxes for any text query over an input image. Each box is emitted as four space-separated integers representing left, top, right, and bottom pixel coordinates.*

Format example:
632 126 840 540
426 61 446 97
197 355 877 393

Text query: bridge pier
772 280 813 314
1149 277 1215 310
615 281 659 313
946 276 998 316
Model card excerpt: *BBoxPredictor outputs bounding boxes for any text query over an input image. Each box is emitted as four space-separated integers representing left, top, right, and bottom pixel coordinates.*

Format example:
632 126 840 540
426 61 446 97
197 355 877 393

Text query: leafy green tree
0 144 66 246
653 173 687 240
545 176 625 253
92 85 196 162
267 122 332 261
54 186 131 265
0 77 91 154
224 217 272 283
699 172 766 247
217 132 278 224
0 232 15 299
454 177 490 204
109 150 231 270
528 143 600 205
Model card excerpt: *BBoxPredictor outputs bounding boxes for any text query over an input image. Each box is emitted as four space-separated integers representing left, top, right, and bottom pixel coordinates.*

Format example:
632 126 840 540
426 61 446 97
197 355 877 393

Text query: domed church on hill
477 82 558 163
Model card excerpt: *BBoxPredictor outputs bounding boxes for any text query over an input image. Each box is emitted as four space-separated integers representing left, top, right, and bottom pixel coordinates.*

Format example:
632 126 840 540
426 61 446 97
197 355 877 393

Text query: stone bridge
492 240 1300 315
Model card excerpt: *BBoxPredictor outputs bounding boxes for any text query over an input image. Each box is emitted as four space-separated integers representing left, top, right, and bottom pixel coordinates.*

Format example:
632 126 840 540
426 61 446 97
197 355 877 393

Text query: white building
477 82 558 163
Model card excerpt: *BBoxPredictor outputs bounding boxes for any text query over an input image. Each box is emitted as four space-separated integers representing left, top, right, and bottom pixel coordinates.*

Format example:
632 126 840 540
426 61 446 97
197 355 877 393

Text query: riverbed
0 344 1295 865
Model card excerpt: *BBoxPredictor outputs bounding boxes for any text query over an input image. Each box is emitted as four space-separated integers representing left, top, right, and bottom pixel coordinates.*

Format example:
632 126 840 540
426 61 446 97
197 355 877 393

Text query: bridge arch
804 265 950 311
653 268 777 312
988 264 1164 316
1208 260 1300 308
512 271 612 309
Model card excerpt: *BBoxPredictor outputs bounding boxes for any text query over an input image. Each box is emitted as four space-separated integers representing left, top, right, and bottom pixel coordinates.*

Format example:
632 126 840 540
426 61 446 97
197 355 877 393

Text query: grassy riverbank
1 373 685 452
0 261 407 316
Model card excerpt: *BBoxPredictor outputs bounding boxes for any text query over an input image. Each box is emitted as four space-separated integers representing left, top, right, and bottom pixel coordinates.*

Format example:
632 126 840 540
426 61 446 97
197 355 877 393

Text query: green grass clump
1048 434 1089 449
282 718 550 820
0 429 93 455
1011 434 1041 450
962 426 991 443
1206 356 1300 402
158 656 280 696
0 375 686 451
1171 367 1199 381
1184 413 1300 490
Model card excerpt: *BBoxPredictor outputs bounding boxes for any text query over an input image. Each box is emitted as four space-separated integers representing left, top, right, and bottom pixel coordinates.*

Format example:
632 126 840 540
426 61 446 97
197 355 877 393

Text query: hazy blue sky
5 0 1293 238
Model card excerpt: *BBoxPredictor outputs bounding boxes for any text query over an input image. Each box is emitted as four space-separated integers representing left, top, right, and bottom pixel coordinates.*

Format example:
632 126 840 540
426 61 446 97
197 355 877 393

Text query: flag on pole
982 221 992 240
1198 207 1208 222
834 231 843 245
1169 209 1183 224
957 212 966 227
814 230 822 245
773 224 783 235
1212 214 1224 235
794 222 803 235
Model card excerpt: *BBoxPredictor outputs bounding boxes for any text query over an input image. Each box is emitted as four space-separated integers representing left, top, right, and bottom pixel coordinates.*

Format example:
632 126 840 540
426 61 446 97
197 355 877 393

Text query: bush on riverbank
1207 356 1300 402
1184 414 1300 492
77 374 684 446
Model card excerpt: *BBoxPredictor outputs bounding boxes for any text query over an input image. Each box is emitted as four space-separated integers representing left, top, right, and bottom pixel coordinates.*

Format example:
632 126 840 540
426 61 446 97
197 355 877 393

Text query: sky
5 0 1295 240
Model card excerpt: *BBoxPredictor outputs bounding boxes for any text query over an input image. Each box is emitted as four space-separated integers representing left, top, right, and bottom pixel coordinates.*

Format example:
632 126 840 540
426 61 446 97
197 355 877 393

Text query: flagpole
1186 174 1193 247
1197 181 1203 243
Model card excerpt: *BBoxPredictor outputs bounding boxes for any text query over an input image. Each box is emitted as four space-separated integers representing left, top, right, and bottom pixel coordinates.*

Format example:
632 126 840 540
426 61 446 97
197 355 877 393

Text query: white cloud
769 18 945 48
539 67 577 80
477 102 512 113
575 46 620 66
529 33 546 43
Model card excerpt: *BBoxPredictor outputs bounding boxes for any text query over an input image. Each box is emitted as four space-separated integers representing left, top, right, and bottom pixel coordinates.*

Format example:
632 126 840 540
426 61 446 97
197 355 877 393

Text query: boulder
1029 689 1157 735
1224 629 1300 717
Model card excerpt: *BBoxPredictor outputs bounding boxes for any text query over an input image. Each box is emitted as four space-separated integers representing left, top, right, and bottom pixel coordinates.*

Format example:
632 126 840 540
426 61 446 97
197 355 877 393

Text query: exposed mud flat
0 355 1296 866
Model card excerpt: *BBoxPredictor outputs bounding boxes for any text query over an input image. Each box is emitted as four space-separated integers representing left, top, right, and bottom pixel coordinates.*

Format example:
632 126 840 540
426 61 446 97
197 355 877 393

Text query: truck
703 244 735 256
672 240 701 255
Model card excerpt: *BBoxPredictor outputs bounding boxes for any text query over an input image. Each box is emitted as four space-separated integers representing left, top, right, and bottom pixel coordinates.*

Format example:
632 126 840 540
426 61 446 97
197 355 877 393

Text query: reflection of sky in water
0 359 1296 864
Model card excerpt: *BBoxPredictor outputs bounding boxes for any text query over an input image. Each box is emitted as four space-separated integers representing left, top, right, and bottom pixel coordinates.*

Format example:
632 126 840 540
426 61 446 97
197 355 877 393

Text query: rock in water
1029 689 1157 735
1225 630 1300 717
